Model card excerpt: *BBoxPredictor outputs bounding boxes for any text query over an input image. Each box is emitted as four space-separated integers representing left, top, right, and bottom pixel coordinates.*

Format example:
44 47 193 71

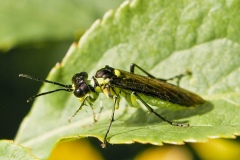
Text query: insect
19 63 205 148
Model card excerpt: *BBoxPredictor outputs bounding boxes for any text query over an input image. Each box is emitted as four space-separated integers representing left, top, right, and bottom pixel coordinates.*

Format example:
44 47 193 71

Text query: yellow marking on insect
96 78 110 85
103 88 109 97
95 86 102 93
72 84 75 89
130 92 138 107
78 97 84 102
114 69 121 77
115 96 120 109
102 87 119 98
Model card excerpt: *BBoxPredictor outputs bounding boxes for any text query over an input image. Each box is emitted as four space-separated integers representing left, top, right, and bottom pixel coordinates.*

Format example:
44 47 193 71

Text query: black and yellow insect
19 63 205 148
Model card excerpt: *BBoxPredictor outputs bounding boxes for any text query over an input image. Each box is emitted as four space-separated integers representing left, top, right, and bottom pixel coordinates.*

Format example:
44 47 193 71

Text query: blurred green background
0 0 122 143
0 0 123 139
1 0 240 160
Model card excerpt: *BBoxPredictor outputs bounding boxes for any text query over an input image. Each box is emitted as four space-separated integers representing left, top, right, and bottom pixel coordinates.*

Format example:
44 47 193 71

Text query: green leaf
0 140 38 160
15 0 240 159
0 0 123 50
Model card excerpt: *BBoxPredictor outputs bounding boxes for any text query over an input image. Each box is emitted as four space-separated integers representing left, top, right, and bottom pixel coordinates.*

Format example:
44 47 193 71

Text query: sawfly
20 63 205 148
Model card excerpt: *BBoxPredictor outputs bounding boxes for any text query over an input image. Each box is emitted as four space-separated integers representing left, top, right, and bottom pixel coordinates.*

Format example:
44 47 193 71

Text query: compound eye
72 72 88 85
74 83 90 98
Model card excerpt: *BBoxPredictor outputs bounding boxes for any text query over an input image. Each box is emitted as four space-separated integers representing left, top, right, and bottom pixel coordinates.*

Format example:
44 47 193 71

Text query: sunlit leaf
15 0 240 159
0 140 38 160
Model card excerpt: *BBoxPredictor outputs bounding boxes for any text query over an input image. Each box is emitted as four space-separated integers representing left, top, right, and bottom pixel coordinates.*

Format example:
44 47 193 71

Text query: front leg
101 95 118 148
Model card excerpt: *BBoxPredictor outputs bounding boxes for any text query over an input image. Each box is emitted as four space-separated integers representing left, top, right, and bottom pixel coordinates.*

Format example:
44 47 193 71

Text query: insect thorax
94 77 120 98
94 66 123 99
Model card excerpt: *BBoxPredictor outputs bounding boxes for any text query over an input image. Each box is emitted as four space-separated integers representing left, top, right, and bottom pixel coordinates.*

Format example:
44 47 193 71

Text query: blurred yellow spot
48 139 104 160
134 145 193 160
191 139 240 160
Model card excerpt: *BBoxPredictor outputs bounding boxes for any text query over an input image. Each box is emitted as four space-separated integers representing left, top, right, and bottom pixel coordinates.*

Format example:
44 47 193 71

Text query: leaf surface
15 0 240 158
0 140 38 160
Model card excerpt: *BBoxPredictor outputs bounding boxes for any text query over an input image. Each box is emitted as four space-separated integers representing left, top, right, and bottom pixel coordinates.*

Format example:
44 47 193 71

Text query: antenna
19 74 73 102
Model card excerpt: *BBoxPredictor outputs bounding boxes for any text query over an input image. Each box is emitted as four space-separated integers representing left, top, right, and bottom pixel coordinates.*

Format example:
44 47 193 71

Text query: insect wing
109 70 205 106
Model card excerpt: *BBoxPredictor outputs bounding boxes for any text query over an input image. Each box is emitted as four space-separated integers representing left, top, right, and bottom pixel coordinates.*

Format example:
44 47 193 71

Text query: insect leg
96 104 104 122
130 63 191 86
130 63 170 81
89 104 97 123
101 95 118 148
68 96 88 122
130 63 155 78
133 92 189 127
164 70 192 86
